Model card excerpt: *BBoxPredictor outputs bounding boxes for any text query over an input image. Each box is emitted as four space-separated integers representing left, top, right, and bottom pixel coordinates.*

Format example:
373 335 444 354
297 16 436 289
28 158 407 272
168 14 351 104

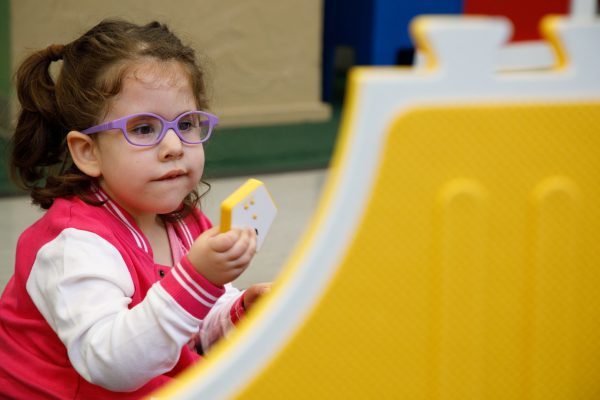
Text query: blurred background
0 0 596 290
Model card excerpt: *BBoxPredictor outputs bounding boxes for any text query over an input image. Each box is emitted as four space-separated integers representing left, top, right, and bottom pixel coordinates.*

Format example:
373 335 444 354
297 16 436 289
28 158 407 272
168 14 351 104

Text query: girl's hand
187 227 257 286
243 283 271 311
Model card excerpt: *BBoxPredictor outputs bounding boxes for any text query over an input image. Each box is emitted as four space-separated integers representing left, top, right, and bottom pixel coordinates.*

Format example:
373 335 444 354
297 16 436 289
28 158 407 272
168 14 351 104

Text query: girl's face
93 60 205 223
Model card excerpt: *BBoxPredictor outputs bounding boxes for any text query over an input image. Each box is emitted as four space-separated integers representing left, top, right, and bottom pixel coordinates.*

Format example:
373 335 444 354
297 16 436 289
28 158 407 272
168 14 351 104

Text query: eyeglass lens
125 112 211 145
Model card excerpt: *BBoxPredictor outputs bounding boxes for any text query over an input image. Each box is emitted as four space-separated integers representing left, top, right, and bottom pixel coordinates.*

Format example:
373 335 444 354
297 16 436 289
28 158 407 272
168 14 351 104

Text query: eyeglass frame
80 110 219 147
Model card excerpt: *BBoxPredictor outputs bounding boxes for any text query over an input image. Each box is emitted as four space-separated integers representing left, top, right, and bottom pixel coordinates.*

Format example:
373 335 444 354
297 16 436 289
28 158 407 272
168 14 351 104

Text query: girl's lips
156 170 186 181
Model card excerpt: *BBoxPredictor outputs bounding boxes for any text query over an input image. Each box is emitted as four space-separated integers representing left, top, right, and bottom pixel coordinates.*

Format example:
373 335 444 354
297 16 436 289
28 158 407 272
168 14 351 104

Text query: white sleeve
26 228 206 392
199 283 244 351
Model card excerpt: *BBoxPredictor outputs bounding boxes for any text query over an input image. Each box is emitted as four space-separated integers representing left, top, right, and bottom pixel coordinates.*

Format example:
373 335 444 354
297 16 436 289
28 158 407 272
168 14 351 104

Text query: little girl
0 19 269 399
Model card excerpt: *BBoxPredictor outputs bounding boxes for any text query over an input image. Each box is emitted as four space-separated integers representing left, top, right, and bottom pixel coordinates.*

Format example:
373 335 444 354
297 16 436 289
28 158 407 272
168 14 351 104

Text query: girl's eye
130 124 155 136
178 120 194 132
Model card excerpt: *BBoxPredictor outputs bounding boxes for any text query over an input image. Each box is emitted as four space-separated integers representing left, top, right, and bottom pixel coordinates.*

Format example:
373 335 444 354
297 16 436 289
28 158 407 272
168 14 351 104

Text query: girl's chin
152 201 186 215
129 197 185 217
157 205 185 215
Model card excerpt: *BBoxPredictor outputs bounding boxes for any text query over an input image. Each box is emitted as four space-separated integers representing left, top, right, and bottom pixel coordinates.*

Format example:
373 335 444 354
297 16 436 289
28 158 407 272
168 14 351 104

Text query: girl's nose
158 129 184 160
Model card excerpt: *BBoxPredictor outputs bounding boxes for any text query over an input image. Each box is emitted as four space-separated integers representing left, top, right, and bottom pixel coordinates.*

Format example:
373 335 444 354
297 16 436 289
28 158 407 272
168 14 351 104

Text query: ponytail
10 44 71 208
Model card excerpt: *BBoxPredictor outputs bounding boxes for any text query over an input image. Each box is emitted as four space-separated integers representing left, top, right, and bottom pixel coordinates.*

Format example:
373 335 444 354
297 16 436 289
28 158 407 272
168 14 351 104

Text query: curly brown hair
10 19 211 221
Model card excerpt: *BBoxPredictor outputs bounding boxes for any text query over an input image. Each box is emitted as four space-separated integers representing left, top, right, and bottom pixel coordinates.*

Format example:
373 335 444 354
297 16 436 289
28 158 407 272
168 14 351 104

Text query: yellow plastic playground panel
153 13 600 400
238 103 600 399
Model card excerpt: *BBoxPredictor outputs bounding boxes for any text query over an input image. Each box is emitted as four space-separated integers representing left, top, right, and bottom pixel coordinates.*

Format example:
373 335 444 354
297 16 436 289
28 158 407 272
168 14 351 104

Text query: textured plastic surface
239 103 600 399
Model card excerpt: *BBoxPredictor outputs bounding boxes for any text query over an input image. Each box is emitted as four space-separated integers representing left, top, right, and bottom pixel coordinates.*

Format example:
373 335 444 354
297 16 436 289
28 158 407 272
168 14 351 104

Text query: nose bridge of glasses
162 118 179 134
157 119 184 146
151 116 177 144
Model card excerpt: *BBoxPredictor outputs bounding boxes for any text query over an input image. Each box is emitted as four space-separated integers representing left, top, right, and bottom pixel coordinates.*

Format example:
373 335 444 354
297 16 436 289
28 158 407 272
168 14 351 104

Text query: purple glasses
81 111 218 147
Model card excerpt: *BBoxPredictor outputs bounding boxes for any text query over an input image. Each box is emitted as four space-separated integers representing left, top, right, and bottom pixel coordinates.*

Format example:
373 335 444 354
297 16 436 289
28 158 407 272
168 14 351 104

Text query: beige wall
10 0 330 127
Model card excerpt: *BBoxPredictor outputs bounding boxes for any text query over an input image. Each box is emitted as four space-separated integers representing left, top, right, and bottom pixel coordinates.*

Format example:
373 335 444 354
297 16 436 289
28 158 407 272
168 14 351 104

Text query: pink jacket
0 192 244 399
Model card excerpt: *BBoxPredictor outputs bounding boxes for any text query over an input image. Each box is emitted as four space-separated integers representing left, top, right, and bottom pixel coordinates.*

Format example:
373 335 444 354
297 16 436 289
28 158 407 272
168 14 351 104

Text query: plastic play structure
153 10 600 400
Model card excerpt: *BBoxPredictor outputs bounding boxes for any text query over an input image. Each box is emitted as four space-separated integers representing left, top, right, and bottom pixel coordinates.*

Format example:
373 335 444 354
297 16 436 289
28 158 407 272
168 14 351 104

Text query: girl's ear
67 131 102 177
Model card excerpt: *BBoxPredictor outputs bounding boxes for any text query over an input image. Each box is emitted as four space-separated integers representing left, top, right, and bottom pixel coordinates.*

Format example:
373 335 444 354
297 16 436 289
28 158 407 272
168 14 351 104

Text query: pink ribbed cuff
160 257 225 319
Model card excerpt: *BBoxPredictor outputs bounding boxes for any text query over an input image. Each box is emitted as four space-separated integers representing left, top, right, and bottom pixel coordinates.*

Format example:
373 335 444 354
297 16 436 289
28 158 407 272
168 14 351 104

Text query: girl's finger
208 229 241 253
225 228 252 260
